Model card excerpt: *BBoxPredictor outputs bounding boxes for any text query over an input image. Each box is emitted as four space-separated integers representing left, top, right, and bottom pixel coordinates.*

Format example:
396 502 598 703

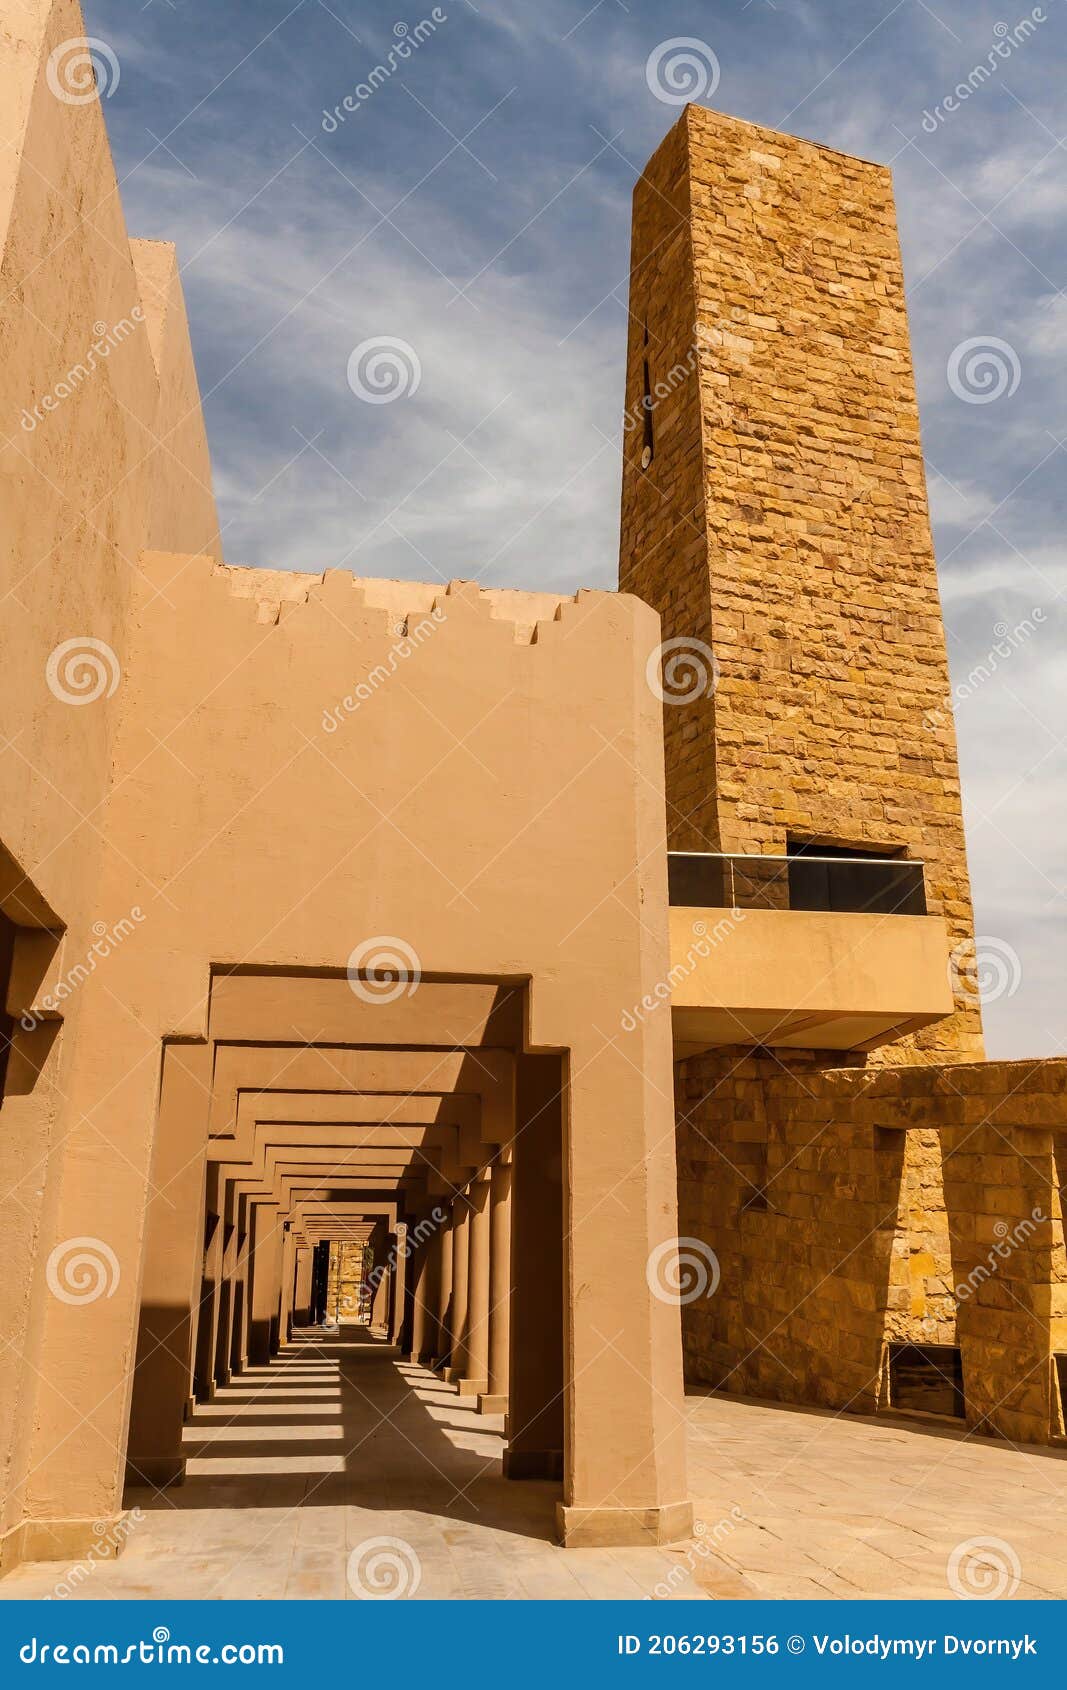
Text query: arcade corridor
4 1328 706 1600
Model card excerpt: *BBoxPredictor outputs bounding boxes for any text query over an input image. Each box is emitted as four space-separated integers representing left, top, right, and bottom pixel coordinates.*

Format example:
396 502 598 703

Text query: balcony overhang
669 906 954 1056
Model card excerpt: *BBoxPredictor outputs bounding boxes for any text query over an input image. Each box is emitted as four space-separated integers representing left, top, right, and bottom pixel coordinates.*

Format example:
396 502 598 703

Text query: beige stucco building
1 0 1064 1584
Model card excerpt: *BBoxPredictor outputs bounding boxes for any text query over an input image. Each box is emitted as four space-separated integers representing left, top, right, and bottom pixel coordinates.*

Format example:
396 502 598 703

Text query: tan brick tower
620 107 1003 1417
620 104 982 1063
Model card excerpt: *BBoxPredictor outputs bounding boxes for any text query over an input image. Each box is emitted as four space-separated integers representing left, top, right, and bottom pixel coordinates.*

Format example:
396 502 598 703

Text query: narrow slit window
641 321 654 469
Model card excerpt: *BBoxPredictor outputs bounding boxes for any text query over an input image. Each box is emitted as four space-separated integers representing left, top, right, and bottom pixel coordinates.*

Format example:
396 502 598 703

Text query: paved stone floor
3 1330 1067 1600
684 1390 1067 1599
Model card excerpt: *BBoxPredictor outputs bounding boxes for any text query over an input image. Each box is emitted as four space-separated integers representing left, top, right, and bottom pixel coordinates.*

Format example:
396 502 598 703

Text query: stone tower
620 104 983 1062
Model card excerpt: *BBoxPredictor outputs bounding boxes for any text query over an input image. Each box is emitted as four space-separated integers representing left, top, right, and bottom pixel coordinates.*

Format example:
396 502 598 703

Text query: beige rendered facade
1 0 1064 1590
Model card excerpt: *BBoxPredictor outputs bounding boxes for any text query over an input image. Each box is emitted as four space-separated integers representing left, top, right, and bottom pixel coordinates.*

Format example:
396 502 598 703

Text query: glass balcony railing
667 850 927 917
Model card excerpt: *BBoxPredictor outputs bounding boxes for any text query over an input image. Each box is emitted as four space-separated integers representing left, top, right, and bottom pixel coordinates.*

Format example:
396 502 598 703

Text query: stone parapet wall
326 1241 367 1322
677 1052 1067 1444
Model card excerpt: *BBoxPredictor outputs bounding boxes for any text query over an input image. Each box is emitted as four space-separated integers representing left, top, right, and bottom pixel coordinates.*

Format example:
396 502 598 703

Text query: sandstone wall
621 105 982 1062
327 1240 368 1321
678 1054 1067 1444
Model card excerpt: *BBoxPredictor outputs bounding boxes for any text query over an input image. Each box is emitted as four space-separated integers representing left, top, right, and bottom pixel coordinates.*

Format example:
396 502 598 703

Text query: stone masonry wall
621 105 982 1062
621 105 1001 1414
678 1054 1067 1444
326 1241 366 1321
618 115 717 855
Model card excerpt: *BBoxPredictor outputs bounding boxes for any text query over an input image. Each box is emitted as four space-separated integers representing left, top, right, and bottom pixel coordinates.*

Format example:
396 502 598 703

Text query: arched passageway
125 974 573 1565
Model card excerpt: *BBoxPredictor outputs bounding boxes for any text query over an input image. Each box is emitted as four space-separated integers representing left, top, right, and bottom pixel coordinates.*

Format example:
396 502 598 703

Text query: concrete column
193 1170 223 1400
293 1246 313 1329
460 1175 491 1397
446 1195 471 1384
279 1227 296 1343
268 1220 285 1353
433 1209 453 1368
402 1218 419 1352
389 1224 408 1345
213 1184 239 1388
409 1208 441 1363
504 1056 564 1481
248 1203 281 1364
408 1227 425 1361
479 1155 512 1415
229 1197 251 1375
125 1044 211 1486
371 1261 391 1333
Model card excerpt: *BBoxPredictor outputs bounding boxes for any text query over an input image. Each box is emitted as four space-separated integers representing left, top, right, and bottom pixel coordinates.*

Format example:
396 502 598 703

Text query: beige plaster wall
0 0 220 1555
4 538 688 1544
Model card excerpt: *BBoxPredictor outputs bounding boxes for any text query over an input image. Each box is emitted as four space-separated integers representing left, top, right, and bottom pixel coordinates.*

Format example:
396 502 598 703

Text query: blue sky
84 0 1065 1058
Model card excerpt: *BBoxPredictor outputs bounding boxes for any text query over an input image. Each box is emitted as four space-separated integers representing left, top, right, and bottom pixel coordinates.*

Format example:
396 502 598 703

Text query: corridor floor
0 1329 707 1601
3 1331 1067 1600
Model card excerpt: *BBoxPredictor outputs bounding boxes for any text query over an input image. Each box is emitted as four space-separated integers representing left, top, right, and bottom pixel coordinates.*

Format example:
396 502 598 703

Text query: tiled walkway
684 1391 1067 1599
3 1331 1066 1600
